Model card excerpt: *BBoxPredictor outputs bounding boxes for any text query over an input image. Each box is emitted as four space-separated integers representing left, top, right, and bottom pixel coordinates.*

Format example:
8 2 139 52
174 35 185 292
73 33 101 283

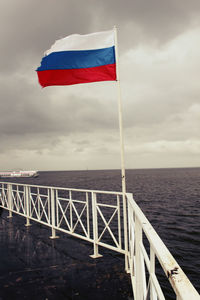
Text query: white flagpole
114 26 128 271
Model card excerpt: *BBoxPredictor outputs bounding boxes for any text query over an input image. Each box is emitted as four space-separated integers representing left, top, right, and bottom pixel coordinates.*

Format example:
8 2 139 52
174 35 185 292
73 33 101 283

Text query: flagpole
114 26 128 271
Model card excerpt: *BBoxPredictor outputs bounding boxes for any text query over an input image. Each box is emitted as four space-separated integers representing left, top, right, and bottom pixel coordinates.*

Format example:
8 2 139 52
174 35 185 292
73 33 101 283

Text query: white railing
126 193 200 300
0 182 199 300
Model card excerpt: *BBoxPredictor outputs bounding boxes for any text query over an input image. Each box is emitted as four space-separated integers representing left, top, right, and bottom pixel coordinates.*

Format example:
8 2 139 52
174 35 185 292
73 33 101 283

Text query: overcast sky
1 0 200 171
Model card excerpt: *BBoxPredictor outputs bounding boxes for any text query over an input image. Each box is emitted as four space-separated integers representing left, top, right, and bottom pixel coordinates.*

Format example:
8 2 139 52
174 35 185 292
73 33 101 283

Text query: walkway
0 208 132 300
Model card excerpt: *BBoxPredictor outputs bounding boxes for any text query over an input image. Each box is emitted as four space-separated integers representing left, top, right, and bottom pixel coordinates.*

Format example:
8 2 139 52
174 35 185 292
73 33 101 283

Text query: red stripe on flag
37 64 116 87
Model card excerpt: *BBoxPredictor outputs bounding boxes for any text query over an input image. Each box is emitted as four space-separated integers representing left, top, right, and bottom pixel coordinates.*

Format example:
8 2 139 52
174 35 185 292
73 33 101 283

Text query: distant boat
0 170 39 178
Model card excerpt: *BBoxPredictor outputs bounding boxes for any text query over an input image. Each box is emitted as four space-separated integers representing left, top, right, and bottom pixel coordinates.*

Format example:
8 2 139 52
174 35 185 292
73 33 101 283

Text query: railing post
25 185 31 227
150 246 157 300
135 216 145 300
117 194 122 249
50 188 59 239
123 194 129 272
127 198 134 276
90 192 102 258
0 184 2 204
69 190 73 233
7 184 13 218
86 192 90 239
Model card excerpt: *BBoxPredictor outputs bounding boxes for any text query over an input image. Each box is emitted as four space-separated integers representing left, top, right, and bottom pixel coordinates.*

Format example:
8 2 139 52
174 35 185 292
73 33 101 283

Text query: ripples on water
1 167 200 297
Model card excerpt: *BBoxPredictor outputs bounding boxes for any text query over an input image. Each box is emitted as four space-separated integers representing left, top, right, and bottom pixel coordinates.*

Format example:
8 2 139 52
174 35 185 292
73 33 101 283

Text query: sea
0 167 199 299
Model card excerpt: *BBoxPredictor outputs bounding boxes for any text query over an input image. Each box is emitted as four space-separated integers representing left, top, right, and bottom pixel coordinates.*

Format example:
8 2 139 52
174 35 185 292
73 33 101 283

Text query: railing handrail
0 181 123 195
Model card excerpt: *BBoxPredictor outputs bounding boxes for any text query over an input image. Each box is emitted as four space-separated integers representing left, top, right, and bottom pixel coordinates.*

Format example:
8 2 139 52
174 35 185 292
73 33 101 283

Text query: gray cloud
2 0 200 72
0 0 200 170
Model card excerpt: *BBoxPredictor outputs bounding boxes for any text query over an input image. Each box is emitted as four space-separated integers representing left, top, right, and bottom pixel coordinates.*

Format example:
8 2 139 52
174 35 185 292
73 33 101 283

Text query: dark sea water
0 167 200 299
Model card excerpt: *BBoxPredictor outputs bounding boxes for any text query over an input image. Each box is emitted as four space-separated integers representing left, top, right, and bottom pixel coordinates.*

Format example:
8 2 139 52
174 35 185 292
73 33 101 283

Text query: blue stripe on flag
37 46 115 71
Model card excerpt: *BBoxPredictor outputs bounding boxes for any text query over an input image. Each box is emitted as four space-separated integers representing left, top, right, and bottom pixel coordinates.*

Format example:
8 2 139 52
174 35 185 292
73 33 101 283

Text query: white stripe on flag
45 29 115 55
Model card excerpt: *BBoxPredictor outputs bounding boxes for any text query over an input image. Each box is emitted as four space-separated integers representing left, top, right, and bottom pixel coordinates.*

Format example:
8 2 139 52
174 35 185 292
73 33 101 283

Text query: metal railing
0 182 199 300
126 193 200 300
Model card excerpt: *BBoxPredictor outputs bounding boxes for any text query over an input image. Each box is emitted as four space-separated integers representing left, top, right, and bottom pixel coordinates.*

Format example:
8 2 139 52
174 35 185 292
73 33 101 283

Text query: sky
1 0 200 171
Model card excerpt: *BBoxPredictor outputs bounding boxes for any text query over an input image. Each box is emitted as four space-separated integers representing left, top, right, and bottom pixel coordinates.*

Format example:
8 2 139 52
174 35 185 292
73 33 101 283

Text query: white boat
0 170 39 178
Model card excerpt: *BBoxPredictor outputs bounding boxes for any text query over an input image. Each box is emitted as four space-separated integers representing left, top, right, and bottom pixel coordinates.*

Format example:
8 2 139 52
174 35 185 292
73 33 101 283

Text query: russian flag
36 29 116 87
